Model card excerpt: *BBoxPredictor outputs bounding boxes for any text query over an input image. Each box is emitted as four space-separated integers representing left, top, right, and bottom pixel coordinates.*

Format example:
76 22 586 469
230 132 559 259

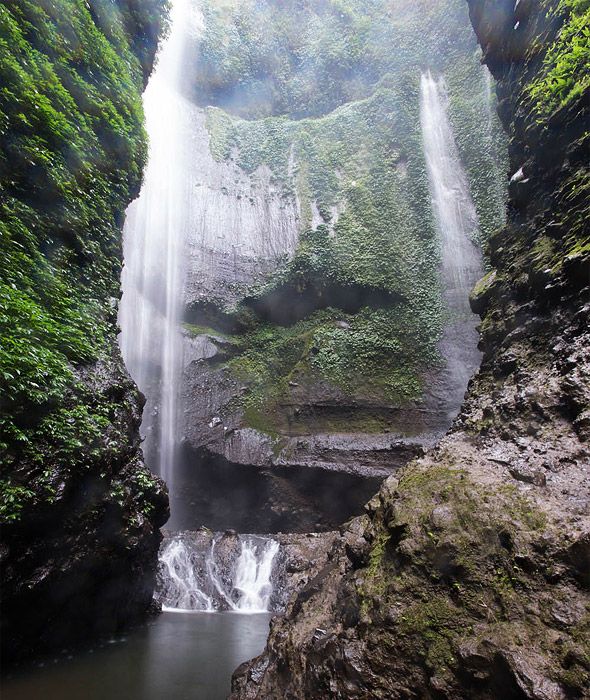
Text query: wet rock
508 464 547 486
286 557 311 574
430 505 455 529
564 531 590 587
500 650 567 700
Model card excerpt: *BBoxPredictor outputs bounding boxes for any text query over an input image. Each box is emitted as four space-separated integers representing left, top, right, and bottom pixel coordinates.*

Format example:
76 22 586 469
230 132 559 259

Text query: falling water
157 535 280 614
159 538 214 611
420 72 483 418
119 0 195 486
233 539 280 612
483 66 494 126
482 65 508 227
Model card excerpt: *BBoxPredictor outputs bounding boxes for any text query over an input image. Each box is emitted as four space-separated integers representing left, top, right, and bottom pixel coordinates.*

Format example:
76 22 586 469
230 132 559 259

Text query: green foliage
529 0 590 116
199 0 507 434
208 85 445 408
196 0 483 119
0 1 162 469
225 301 440 434
0 479 35 523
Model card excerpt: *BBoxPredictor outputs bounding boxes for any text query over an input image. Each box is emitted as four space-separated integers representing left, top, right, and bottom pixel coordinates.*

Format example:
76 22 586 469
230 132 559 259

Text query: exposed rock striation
231 0 590 697
0 0 169 662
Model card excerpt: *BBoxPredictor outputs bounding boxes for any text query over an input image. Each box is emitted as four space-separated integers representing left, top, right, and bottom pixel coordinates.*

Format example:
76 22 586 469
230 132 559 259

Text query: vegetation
0 0 164 521
196 0 508 434
196 0 490 119
529 0 590 116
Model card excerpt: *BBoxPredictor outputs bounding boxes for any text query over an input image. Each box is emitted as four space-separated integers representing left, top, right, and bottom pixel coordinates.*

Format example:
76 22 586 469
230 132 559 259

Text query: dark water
1 611 272 700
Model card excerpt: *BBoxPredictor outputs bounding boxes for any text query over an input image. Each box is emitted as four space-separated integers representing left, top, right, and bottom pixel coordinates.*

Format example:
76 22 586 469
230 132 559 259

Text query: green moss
392 463 546 604
359 530 392 615
197 0 507 436
0 0 164 469
182 322 235 342
528 0 590 116
399 597 462 669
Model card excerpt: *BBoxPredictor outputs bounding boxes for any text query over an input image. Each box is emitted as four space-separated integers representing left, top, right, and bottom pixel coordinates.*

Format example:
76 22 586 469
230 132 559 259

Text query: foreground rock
231 0 590 697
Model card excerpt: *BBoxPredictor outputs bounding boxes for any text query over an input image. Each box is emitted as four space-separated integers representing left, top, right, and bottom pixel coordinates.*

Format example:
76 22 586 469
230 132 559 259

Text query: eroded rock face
230 0 590 697
1 342 170 664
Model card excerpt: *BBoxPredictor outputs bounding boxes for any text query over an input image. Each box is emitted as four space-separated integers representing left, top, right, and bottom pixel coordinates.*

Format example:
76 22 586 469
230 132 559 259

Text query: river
1 612 272 700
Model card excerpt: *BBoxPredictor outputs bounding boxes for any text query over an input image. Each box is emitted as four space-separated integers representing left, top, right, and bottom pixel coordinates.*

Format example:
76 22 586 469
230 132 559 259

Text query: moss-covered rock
182 0 507 454
0 0 169 662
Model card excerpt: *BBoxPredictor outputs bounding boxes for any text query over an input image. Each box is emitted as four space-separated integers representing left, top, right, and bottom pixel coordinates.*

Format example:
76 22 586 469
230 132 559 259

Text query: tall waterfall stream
117 0 283 619
420 71 483 421
119 0 194 489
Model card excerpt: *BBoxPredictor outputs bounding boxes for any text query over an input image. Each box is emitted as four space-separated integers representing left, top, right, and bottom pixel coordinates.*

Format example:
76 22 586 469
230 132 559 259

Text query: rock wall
231 0 590 697
0 0 168 662
170 0 508 532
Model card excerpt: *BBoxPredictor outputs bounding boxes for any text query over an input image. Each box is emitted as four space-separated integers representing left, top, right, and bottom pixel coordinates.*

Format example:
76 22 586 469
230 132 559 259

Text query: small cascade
420 71 483 419
159 539 214 611
233 539 280 612
156 534 280 614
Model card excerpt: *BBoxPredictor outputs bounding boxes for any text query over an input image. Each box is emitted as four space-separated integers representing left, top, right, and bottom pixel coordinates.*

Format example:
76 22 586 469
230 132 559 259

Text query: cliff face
232 0 590 697
160 0 508 533
0 0 168 661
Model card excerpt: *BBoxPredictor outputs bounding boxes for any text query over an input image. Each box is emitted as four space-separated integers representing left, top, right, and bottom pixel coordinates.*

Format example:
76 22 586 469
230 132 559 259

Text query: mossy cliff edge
0 0 168 661
231 0 590 697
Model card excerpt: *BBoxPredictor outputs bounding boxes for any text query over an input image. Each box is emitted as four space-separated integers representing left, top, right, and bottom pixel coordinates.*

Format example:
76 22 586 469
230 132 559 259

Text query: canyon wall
167 0 508 532
0 0 168 661
231 0 590 696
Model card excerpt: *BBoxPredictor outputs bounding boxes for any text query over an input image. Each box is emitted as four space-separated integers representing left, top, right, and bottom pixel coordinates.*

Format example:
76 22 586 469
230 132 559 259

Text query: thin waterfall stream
420 71 483 418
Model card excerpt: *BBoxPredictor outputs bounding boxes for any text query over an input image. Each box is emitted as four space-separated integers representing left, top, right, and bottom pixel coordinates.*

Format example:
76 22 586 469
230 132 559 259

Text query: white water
482 65 508 227
420 72 483 415
157 535 280 614
233 539 280 612
119 0 301 488
159 539 214 611
119 0 196 486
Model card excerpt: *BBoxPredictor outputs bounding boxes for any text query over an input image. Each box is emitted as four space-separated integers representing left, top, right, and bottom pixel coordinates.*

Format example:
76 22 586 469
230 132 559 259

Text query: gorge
1 0 588 698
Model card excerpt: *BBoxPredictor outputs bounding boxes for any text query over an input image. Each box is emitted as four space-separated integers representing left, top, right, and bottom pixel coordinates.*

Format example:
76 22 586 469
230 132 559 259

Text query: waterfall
159 538 214 611
157 534 280 614
420 72 483 419
233 539 279 612
118 0 299 494
118 0 195 486
482 65 508 228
